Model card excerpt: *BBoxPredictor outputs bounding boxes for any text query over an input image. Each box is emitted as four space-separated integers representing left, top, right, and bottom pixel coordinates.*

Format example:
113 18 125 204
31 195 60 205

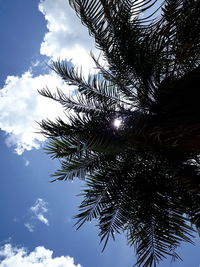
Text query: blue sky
0 1 200 266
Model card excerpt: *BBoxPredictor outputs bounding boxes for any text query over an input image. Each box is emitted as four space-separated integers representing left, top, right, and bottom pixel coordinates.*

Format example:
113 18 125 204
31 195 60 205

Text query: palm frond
39 87 105 115
129 214 193 267
69 0 160 88
73 149 197 265
51 149 116 182
52 61 131 107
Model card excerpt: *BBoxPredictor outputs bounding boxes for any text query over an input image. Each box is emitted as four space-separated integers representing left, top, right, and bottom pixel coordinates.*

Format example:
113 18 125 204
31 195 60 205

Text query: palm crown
39 1 200 266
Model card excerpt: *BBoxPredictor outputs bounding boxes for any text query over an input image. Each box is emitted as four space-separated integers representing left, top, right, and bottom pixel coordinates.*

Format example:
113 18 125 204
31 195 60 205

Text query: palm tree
39 1 200 266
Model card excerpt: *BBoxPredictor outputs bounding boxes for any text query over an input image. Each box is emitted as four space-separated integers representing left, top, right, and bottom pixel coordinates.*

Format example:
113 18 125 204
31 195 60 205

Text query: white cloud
24 223 34 233
0 0 101 154
0 71 70 154
37 214 49 225
39 0 96 73
30 198 49 226
25 160 30 167
25 198 50 232
0 244 82 267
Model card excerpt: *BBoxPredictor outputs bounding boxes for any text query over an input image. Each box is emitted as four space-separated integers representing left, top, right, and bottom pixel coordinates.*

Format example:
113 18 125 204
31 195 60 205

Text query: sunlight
113 118 122 129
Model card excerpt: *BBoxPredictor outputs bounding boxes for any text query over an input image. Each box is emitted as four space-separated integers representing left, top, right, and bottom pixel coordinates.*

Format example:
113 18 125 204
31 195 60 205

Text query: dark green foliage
39 1 200 266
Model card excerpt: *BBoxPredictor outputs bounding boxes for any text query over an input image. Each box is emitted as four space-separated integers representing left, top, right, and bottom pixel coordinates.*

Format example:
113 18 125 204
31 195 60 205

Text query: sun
113 118 122 129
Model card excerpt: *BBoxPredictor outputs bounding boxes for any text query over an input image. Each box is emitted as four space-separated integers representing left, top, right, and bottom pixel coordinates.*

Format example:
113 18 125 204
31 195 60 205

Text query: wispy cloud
25 160 30 167
30 198 49 226
24 222 34 232
0 244 82 267
25 198 50 232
